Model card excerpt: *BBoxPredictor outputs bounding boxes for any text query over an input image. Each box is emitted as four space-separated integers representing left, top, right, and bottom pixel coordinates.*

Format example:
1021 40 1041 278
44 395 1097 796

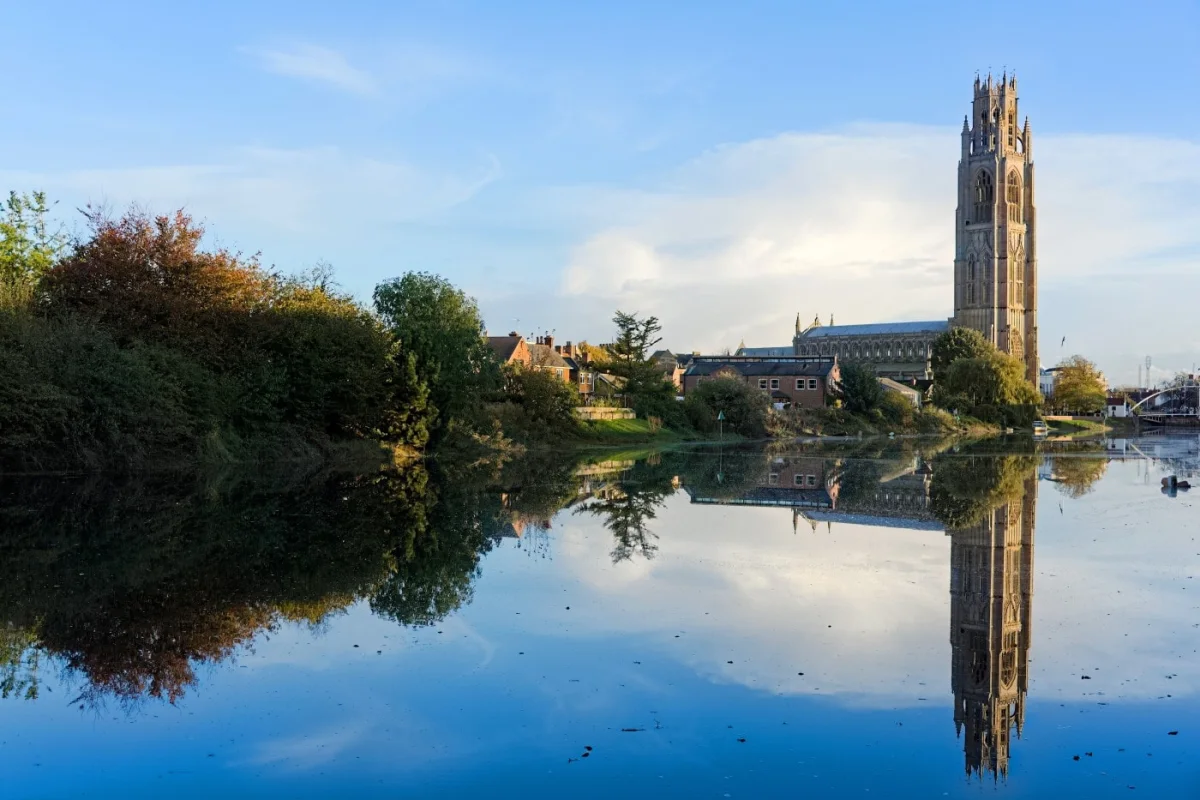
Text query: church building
740 73 1039 384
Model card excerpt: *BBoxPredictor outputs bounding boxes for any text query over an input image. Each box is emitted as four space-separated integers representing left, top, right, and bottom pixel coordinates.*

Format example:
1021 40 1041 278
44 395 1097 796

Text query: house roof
799 320 949 338
684 357 835 378
528 343 570 370
650 349 676 363
737 345 794 357
486 335 524 362
878 377 921 396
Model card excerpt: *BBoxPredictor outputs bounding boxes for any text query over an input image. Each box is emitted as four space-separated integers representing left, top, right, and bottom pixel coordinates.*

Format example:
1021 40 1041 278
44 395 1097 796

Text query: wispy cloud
245 43 377 96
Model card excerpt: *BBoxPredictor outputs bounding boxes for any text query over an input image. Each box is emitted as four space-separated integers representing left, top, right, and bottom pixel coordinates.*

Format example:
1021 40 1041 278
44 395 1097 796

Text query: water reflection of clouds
533 494 953 707
506 463 1200 708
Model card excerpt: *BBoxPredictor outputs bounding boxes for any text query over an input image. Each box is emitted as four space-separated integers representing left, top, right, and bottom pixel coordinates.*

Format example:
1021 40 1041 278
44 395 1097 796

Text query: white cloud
245 43 377 96
525 126 1200 381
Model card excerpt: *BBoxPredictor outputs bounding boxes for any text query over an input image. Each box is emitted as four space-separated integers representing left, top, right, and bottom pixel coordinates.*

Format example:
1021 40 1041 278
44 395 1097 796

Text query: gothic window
973 171 994 222
1006 171 1022 222
967 257 977 305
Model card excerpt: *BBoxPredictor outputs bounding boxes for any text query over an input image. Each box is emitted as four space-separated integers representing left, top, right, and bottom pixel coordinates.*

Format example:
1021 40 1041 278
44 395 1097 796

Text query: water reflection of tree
930 453 1039 529
0 454 579 706
574 458 679 563
1046 457 1108 499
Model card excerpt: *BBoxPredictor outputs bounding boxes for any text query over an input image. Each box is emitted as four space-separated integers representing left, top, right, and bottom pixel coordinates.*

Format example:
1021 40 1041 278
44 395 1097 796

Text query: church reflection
686 448 1039 780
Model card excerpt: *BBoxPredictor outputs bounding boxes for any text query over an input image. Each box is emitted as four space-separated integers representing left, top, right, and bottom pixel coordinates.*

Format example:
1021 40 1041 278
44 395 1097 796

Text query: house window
795 378 804 390
758 378 768 389
794 474 804 486
806 475 817 487
768 473 779 485
808 378 818 390
770 378 780 390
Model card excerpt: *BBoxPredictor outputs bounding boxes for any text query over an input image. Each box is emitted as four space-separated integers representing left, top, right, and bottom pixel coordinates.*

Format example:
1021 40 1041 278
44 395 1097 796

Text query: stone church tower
953 73 1039 383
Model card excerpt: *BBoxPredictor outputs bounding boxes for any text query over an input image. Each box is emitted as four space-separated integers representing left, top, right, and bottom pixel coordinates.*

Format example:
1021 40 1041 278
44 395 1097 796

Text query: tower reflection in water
948 470 1036 778
687 450 1042 780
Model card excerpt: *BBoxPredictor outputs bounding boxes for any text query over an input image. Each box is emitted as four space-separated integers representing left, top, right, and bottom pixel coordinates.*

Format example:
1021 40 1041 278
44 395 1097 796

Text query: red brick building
681 355 839 409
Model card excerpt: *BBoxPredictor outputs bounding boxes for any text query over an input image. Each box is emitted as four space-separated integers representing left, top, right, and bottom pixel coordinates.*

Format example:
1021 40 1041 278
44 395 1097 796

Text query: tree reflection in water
0 441 1113 718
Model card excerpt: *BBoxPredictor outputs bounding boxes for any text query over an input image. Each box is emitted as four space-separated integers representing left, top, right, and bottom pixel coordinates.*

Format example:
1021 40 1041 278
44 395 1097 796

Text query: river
2 435 1197 797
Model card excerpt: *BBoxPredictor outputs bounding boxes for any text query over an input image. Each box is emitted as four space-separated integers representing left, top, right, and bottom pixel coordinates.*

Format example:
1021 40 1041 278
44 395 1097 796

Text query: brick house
681 355 839 409
485 333 533 368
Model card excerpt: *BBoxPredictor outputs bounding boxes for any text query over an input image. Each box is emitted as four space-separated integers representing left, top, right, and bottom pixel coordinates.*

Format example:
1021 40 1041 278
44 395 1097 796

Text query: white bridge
1131 381 1200 426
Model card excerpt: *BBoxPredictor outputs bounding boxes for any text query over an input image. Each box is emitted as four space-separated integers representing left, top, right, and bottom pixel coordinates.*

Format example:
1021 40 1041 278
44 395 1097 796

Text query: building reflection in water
685 451 1038 780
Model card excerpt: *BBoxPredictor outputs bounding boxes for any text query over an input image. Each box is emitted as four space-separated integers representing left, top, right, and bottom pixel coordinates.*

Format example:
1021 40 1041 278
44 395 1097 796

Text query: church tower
953 73 1039 383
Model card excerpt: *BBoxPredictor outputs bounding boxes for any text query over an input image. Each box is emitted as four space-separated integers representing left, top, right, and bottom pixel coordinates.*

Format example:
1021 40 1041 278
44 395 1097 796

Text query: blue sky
4 0 1199 383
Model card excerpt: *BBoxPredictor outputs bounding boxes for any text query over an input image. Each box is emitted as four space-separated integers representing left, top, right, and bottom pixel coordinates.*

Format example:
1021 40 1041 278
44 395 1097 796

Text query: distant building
1105 396 1130 418
1038 366 1060 399
681 355 840 409
650 349 686 390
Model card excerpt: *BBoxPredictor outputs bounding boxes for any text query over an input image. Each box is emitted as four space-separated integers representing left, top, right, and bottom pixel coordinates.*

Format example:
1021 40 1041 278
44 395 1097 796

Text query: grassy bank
1046 418 1111 437
578 417 695 444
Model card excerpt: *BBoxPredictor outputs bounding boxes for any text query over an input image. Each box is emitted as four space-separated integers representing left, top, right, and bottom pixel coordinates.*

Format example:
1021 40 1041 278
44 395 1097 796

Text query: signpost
717 410 725 483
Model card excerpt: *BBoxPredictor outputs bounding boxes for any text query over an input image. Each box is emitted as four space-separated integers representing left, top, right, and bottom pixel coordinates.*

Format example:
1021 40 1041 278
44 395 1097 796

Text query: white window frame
770 378 780 390
808 378 818 390
768 473 779 485
806 475 817 487
793 474 804 486
758 378 768 389
795 378 804 390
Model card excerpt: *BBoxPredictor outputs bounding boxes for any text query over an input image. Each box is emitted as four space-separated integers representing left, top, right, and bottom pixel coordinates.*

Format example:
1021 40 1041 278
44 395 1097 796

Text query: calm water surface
2 436 1198 798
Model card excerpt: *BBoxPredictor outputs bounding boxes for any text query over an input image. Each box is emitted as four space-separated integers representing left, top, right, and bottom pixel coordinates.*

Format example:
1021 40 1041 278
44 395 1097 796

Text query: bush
491 367 581 443
683 378 769 438
879 391 916 428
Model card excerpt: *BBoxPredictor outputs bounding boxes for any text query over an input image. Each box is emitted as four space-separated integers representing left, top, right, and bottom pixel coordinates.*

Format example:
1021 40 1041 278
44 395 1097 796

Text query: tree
0 191 66 303
837 362 883 414
931 327 992 383
1051 355 1106 414
387 351 433 449
373 272 500 440
940 352 1041 408
610 311 662 366
683 376 770 438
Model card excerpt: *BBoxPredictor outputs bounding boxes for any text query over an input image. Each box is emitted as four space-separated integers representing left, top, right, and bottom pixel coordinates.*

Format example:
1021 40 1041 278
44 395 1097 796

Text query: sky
3 0 1199 385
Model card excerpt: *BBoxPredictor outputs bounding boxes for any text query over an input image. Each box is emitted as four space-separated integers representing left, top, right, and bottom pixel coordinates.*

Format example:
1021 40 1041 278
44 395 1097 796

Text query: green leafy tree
941 352 1040 408
931 327 992 384
0 191 65 305
1051 355 1106 413
373 272 500 441
683 376 770 438
837 362 883 414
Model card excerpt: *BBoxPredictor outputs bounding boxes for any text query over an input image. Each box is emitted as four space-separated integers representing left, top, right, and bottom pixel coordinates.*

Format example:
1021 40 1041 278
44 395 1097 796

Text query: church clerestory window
973 171 993 222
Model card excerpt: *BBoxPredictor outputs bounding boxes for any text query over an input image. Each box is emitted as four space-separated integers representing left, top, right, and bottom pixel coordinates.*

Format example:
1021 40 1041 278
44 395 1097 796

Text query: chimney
545 332 554 349
508 331 520 338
